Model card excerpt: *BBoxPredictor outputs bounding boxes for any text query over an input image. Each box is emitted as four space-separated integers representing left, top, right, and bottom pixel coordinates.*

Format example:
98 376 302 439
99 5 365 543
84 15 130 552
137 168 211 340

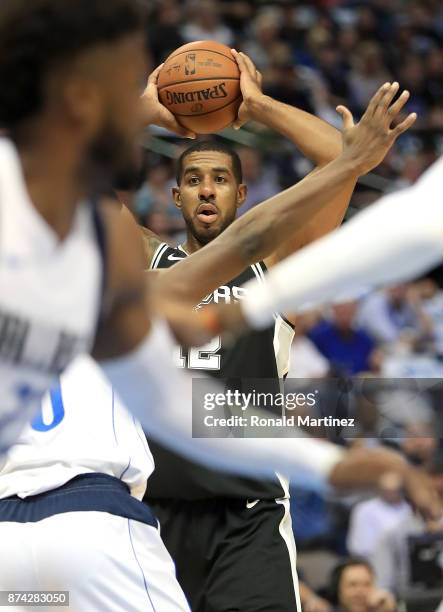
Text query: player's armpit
139 225 164 269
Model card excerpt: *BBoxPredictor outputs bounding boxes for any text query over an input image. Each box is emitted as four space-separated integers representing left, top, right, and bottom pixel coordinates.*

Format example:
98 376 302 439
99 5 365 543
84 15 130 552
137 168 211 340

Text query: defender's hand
339 82 416 175
231 50 264 129
304 595 333 612
367 588 397 612
404 466 442 522
141 64 196 139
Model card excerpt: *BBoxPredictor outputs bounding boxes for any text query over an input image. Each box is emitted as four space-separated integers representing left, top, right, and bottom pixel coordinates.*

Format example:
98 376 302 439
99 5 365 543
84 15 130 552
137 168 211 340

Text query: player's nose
198 180 215 200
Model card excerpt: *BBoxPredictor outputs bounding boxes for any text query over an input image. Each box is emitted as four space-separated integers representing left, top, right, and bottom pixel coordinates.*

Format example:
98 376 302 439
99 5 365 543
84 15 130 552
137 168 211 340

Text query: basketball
158 41 241 134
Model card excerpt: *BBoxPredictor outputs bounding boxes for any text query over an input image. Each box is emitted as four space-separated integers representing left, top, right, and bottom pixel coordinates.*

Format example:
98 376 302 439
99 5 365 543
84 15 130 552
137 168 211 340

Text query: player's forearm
249 95 342 166
242 164 443 329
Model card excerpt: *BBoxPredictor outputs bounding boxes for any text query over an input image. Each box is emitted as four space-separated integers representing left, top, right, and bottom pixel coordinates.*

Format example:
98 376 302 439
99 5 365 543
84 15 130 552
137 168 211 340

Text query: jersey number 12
174 336 221 371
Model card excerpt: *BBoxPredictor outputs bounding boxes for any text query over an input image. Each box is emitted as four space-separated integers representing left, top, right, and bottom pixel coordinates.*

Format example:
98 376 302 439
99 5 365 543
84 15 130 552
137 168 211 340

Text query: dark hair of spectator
327 557 374 605
175 140 243 185
0 0 146 128
428 453 443 476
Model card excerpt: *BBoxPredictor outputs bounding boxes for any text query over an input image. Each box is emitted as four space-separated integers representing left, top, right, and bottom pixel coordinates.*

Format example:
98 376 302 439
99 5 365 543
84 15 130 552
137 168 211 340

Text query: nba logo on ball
185 54 196 76
158 40 241 134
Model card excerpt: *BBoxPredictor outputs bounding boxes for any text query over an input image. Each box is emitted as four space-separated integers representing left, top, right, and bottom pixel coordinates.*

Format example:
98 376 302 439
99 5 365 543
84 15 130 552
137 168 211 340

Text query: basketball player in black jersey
140 51 358 612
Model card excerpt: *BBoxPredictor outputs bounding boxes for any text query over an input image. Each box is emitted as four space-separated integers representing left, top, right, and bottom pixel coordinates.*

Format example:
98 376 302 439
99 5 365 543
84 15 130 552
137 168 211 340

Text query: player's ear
172 187 182 209
237 183 247 208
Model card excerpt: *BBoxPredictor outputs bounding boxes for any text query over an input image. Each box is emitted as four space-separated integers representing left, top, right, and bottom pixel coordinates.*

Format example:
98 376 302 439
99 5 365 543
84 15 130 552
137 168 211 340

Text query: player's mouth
196 203 219 224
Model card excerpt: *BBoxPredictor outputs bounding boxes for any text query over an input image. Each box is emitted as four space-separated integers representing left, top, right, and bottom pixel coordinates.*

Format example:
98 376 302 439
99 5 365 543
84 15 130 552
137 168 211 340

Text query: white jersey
0 138 103 453
0 355 154 500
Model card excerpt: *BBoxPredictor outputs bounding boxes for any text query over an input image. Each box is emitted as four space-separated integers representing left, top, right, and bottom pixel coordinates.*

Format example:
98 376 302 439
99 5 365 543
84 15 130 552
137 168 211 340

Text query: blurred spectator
181 0 234 47
147 0 184 65
347 473 412 561
348 42 391 112
356 285 434 351
373 454 443 595
326 558 397 612
237 147 280 214
241 8 283 69
415 275 443 355
300 580 333 612
134 160 185 240
309 302 380 375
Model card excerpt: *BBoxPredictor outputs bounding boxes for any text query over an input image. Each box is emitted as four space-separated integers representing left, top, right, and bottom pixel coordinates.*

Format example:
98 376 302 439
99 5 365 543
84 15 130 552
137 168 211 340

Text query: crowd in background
138 1 443 610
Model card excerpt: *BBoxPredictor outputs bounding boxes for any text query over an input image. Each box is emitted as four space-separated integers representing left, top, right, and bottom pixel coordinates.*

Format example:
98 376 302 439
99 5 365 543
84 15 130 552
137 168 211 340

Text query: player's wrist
334 151 366 177
247 94 273 120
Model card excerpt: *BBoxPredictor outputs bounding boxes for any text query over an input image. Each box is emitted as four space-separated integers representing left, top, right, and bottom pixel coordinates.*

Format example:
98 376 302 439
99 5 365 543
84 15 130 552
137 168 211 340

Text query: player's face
84 34 147 190
338 565 374 612
173 151 247 245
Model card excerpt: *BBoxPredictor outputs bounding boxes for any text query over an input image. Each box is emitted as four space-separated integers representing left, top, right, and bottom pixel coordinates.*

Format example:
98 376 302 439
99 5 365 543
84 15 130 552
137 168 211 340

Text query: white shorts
0 511 190 612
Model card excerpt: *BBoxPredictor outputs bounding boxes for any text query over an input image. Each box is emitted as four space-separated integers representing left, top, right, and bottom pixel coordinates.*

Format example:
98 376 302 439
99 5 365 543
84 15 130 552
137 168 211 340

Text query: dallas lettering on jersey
0 308 89 375
165 83 228 106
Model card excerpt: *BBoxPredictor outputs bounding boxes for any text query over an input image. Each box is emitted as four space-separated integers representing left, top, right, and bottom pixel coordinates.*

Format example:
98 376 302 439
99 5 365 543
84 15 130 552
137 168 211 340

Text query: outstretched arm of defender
240 155 443 330
156 83 416 305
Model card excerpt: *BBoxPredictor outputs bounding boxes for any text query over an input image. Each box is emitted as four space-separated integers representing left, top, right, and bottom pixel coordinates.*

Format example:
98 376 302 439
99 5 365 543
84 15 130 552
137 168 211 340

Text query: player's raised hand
231 50 264 130
141 64 196 139
339 82 416 175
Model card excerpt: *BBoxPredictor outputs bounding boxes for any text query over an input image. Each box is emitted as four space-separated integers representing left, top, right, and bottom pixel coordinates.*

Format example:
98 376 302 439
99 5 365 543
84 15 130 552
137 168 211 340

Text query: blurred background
140 1 443 610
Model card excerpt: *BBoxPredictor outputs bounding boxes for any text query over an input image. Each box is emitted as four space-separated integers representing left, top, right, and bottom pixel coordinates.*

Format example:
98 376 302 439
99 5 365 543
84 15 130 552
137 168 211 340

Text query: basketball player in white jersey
1 47 441 608
0 0 439 518
0 0 425 470
0 0 202 454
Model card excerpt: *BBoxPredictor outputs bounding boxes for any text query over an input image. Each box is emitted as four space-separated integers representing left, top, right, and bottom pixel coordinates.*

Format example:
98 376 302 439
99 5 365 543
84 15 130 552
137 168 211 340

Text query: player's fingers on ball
391 112 416 137
364 82 391 119
387 89 410 121
170 120 196 139
149 63 164 82
239 52 257 77
336 105 354 129
232 49 246 70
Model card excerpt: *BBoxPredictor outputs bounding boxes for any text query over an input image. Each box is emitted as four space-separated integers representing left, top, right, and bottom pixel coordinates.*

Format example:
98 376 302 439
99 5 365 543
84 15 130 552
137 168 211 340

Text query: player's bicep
92 201 152 360
92 286 151 360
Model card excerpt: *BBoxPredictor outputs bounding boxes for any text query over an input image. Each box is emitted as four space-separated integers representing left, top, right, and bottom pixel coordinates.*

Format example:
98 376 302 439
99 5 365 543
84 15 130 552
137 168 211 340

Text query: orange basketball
158 41 241 135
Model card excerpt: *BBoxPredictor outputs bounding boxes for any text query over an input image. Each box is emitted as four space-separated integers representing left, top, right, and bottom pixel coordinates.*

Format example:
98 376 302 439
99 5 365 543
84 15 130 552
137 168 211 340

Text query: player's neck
182 233 205 255
14 133 86 241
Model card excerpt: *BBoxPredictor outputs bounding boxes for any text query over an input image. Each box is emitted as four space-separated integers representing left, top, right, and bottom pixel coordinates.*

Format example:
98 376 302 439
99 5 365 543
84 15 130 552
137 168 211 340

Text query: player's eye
189 176 200 185
215 176 226 183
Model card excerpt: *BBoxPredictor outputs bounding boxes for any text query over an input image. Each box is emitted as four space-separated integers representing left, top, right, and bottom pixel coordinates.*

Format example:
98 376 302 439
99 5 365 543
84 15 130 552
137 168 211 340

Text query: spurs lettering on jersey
196 285 248 309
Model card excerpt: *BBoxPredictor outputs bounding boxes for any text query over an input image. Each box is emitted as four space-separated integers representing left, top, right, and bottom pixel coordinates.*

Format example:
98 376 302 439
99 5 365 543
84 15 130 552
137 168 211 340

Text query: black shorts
150 497 300 612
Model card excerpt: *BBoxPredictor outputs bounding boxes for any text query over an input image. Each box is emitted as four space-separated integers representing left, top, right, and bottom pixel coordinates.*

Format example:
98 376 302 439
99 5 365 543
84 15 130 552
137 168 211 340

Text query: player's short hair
175 140 243 185
0 0 146 128
327 557 374 605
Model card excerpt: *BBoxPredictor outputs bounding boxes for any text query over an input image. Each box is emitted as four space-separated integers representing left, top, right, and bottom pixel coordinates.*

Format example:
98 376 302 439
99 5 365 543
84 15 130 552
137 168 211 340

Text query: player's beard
84 119 143 195
185 206 237 246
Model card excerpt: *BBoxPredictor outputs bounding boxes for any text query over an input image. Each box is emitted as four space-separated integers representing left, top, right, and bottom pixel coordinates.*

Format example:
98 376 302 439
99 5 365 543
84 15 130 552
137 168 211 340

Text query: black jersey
146 243 294 500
